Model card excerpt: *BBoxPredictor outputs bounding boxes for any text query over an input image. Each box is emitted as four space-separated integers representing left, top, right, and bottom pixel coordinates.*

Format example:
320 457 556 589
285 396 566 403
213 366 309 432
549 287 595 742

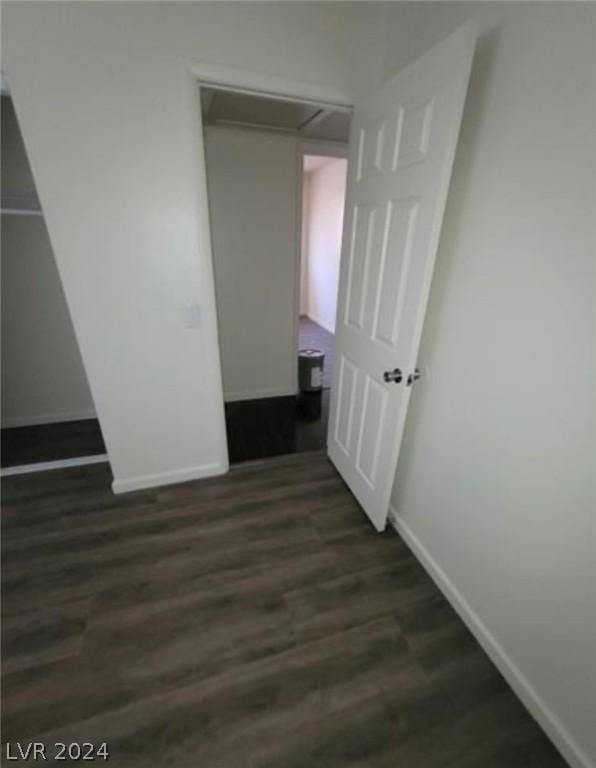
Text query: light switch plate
183 303 202 329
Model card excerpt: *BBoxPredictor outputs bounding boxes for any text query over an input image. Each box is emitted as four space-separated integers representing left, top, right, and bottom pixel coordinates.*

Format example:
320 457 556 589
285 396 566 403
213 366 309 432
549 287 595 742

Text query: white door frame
185 58 352 467
186 58 353 112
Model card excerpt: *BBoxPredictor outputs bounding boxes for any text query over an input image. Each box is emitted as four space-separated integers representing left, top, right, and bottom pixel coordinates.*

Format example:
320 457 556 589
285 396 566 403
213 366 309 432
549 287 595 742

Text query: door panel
355 375 388 487
373 199 419 347
328 23 476 531
345 204 378 330
396 99 435 170
334 355 357 454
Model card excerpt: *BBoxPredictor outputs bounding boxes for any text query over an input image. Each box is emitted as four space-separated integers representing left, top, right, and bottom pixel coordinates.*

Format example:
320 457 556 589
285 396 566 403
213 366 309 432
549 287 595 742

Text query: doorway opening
0 87 107 474
199 84 350 463
299 151 348 403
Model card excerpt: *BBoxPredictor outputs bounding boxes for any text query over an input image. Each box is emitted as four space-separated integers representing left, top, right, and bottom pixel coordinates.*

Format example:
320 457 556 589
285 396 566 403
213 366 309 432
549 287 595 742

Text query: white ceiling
201 87 350 143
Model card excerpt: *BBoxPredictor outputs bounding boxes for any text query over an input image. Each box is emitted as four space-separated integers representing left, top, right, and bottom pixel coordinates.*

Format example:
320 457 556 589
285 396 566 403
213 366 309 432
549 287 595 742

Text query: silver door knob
383 368 402 383
406 368 421 386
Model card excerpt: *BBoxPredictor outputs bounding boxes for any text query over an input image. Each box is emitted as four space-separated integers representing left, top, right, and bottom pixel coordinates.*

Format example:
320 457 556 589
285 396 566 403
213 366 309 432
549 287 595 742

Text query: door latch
383 368 402 383
406 368 421 386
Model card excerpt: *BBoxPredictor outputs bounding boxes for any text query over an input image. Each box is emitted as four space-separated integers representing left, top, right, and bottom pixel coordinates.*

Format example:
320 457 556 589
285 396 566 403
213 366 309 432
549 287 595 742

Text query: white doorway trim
186 59 353 113
185 58 352 468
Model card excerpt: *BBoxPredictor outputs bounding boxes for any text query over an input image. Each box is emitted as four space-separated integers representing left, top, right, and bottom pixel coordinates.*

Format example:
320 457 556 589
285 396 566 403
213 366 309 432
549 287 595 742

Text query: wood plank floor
223 316 333 464
1 452 567 767
225 392 329 463
1 419 106 467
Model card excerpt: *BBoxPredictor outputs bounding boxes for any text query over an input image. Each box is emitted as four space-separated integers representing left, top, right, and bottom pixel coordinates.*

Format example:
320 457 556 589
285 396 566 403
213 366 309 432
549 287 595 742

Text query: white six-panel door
328 23 476 531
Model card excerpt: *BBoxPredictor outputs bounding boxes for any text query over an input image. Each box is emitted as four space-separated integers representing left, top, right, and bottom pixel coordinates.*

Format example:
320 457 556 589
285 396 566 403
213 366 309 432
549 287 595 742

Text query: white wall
374 5 594 768
1 1 354 491
1 96 95 427
302 158 347 333
204 125 298 401
1 217 97 427
1 95 37 207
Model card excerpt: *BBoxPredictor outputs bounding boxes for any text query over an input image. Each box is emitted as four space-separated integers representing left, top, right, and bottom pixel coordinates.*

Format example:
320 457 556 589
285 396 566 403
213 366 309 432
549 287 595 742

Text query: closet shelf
1 191 42 216
1 208 43 216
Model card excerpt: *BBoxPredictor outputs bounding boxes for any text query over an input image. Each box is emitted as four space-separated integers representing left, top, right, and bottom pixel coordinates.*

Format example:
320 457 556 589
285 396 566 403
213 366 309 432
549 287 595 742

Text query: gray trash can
298 349 325 392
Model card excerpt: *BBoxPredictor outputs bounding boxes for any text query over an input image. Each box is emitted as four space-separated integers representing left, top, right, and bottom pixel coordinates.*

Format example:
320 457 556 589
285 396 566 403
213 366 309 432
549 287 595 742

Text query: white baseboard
224 386 296 403
112 461 227 494
1 409 97 428
1 454 109 477
388 505 593 768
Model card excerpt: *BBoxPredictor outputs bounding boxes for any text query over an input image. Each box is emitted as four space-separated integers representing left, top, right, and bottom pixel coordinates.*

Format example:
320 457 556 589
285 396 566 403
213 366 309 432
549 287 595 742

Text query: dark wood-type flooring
224 317 333 464
1 419 106 468
1 453 567 767
225 391 329 463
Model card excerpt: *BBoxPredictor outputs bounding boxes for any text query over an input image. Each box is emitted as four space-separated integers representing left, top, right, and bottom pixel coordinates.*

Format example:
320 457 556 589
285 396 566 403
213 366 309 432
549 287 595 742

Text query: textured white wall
303 158 347 333
204 125 298 401
376 5 595 767
1 1 354 489
1 96 95 427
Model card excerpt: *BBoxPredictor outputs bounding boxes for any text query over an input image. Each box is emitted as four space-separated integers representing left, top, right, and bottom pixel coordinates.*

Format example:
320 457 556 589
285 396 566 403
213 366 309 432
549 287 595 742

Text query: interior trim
1 454 109 477
387 505 591 768
187 58 353 113
223 386 297 403
112 461 227 494
1 410 97 429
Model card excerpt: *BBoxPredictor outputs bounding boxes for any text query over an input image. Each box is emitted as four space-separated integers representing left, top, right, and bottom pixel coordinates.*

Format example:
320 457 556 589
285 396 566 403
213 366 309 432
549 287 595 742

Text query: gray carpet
299 316 335 390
